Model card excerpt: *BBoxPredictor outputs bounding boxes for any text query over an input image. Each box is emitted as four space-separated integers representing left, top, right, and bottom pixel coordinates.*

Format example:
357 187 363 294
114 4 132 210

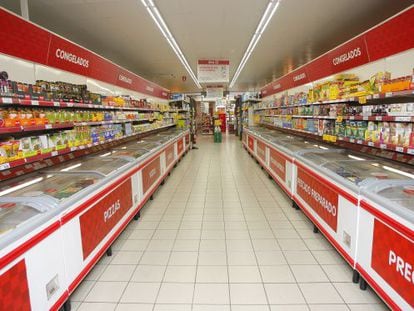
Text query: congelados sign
332 47 362 66
296 167 339 231
55 48 89 68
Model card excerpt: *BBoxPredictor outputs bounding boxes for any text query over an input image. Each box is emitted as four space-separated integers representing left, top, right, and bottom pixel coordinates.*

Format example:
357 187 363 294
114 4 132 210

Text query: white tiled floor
71 135 389 311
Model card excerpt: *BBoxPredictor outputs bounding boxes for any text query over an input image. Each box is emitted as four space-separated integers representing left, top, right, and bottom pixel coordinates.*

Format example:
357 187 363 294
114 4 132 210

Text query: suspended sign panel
206 86 223 99
198 60 229 83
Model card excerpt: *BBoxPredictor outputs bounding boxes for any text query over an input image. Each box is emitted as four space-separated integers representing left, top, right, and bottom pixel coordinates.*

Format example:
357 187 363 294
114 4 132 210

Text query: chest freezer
45 155 132 177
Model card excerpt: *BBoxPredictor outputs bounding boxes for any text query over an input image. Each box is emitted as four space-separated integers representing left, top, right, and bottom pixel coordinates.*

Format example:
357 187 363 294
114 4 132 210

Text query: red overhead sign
261 7 414 97
0 8 169 99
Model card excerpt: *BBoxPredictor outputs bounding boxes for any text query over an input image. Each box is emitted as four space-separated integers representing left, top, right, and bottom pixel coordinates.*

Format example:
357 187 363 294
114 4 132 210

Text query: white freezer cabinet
357 180 414 311
0 171 107 311
0 129 189 311
292 149 411 268
244 127 327 196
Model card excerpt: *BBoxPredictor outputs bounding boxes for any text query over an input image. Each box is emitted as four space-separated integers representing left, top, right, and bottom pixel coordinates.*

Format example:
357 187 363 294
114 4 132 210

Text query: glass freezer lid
322 160 414 186
46 156 131 176
370 183 414 212
0 202 42 236
110 148 150 159
123 140 161 150
278 140 326 153
299 150 366 166
0 173 101 202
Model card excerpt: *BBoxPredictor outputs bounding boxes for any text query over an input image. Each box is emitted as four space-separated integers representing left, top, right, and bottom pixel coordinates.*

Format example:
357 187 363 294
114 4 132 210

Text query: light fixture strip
141 0 202 89
229 0 280 88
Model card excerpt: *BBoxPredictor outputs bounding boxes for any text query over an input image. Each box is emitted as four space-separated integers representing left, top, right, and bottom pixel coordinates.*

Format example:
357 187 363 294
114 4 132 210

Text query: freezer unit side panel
25 228 67 311
131 172 141 207
60 218 83 289
357 200 414 311
160 152 166 176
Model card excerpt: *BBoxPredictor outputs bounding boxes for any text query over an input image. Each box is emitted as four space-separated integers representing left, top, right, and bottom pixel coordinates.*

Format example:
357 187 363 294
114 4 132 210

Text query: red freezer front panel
0 259 31 311
256 141 266 162
248 136 254 151
177 139 184 155
296 167 339 232
165 145 175 167
142 157 161 194
371 219 414 309
269 148 286 181
80 178 133 259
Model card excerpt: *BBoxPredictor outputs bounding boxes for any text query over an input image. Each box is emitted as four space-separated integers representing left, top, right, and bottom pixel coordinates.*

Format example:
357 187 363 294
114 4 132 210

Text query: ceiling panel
0 0 413 94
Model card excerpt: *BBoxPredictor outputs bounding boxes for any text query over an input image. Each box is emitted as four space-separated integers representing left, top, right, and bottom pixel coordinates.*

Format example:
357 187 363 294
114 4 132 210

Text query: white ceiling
1 0 413 93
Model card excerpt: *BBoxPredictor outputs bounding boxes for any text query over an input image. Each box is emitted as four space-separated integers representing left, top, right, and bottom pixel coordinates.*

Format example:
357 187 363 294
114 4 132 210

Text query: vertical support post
20 0 29 20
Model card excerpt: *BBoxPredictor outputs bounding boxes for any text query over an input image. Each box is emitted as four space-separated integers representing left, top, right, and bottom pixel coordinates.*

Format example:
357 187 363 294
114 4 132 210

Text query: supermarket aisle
71 135 388 311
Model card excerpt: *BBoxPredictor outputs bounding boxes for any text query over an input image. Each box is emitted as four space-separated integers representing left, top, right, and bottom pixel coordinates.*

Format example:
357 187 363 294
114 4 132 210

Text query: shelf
0 119 165 135
0 97 161 112
259 122 414 159
0 123 176 173
341 115 414 122
242 99 261 103
0 122 74 134
260 114 414 122
262 114 335 120
255 89 414 110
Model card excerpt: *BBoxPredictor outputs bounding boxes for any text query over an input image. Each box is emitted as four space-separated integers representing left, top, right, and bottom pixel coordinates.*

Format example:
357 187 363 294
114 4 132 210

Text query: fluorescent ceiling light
141 0 202 89
229 0 280 88
382 165 414 179
348 155 365 161
0 177 44 197
61 163 82 172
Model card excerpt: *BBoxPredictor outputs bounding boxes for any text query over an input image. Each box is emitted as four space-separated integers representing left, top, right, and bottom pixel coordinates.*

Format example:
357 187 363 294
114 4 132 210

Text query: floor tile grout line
151 150 199 310
230 149 272 310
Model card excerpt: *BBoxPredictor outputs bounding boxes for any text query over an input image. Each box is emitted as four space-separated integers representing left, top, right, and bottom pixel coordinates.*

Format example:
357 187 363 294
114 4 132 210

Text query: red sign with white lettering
80 178 133 259
371 219 414 308
290 69 310 87
307 35 369 82
198 60 230 65
48 34 93 77
0 259 31 311
269 148 286 181
296 167 339 231
261 8 414 97
0 8 169 99
256 141 266 161
185 134 190 145
142 157 161 194
165 145 175 167
177 139 184 155
248 136 255 151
